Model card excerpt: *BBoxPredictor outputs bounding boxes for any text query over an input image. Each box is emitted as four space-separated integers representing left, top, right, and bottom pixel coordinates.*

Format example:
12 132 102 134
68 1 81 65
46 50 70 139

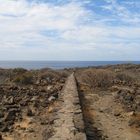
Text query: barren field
76 64 140 140
0 64 140 140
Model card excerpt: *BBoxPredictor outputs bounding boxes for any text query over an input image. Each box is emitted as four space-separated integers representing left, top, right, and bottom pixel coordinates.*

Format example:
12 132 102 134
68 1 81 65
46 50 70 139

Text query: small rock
36 80 41 85
31 96 38 102
135 95 140 104
99 108 104 113
52 93 58 99
114 111 121 116
47 85 52 91
127 111 135 117
0 133 2 140
125 95 133 102
20 127 26 131
5 96 14 105
26 127 35 133
128 119 135 126
48 96 56 102
28 118 35 124
0 112 4 118
5 109 16 121
0 125 9 132
27 109 33 116
40 120 48 125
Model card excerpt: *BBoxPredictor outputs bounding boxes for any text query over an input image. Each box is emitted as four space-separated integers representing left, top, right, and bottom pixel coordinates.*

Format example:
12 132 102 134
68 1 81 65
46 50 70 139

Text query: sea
0 61 140 70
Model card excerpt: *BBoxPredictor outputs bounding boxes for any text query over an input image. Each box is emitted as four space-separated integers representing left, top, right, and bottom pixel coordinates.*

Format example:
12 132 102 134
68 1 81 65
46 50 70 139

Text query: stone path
49 73 86 140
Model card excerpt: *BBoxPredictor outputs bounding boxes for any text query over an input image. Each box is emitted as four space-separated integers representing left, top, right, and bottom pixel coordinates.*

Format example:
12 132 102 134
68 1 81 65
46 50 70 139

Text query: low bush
12 68 27 74
39 70 60 80
13 73 33 85
77 69 115 88
116 72 137 85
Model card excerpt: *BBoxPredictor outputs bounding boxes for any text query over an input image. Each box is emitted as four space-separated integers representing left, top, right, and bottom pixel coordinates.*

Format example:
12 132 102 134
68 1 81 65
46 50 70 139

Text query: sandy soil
79 85 140 140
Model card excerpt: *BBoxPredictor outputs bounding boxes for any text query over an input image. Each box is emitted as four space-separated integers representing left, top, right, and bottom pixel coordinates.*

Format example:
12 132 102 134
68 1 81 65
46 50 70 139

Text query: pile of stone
113 86 140 130
114 87 140 112
0 71 66 139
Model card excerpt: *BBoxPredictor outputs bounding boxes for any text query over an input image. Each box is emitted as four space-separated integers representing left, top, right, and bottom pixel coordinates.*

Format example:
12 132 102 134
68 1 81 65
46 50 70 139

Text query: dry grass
0 67 69 86
76 64 140 89
76 69 115 88
13 72 34 85
38 69 69 81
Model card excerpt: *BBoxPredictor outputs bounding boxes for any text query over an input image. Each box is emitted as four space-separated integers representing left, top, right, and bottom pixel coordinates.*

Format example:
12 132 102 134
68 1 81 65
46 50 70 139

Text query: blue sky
0 0 140 60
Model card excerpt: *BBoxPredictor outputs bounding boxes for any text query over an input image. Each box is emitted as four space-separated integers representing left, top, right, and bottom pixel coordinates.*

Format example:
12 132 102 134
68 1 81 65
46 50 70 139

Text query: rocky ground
0 64 140 140
0 68 68 140
76 64 140 140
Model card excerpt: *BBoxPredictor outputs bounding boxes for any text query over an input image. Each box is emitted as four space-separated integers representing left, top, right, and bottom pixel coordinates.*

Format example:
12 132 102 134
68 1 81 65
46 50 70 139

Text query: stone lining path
49 73 86 140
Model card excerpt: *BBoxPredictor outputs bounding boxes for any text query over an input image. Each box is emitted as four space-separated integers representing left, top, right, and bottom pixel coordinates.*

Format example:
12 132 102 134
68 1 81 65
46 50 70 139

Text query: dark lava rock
4 96 15 105
114 110 121 117
0 133 2 140
0 124 9 132
124 94 133 102
27 109 34 116
9 86 18 90
128 119 139 127
52 92 58 99
0 112 4 118
26 127 35 133
5 109 17 122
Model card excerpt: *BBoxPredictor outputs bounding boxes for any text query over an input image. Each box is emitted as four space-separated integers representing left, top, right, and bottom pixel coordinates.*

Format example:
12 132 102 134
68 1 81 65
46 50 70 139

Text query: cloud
0 0 139 60
102 0 140 25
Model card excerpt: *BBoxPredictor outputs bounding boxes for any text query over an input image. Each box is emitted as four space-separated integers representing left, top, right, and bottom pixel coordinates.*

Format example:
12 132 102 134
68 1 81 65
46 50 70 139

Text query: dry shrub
78 69 115 88
116 72 137 85
13 73 33 85
0 69 11 84
38 69 62 82
58 70 70 78
12 68 27 74
39 68 69 81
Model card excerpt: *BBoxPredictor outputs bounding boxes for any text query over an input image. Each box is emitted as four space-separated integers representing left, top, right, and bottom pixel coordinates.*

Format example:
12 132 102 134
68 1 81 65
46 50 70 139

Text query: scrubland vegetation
76 64 140 139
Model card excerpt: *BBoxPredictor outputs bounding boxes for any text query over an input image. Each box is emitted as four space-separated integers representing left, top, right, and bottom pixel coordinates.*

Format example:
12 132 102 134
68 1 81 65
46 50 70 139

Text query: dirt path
49 73 86 140
79 88 140 140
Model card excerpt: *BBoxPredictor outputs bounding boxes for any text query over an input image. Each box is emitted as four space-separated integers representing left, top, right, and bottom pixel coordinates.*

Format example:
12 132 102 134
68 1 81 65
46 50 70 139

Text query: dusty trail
49 73 86 140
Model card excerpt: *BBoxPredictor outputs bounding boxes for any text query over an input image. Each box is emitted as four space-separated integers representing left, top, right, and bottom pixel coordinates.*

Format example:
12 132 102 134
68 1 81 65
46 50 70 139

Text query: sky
0 0 140 61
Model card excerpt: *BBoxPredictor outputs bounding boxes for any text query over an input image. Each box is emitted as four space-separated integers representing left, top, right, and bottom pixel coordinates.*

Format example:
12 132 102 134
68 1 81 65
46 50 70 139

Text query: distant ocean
0 61 140 70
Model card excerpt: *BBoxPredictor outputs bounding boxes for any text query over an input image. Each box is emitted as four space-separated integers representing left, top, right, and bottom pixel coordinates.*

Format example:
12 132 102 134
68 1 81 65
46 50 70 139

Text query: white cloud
0 0 139 60
0 0 88 49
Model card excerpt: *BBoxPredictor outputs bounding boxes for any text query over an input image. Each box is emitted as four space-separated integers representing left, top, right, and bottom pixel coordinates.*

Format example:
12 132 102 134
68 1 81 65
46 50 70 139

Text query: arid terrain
0 68 68 140
76 64 140 140
0 64 140 140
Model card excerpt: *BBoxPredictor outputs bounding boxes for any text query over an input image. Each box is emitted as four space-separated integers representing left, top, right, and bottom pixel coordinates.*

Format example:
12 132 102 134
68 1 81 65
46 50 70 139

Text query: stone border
48 73 87 140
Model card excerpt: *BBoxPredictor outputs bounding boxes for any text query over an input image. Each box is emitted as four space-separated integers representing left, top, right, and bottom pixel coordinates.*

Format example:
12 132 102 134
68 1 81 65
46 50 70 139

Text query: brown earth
0 64 140 140
79 85 140 140
76 64 140 140
0 68 67 140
